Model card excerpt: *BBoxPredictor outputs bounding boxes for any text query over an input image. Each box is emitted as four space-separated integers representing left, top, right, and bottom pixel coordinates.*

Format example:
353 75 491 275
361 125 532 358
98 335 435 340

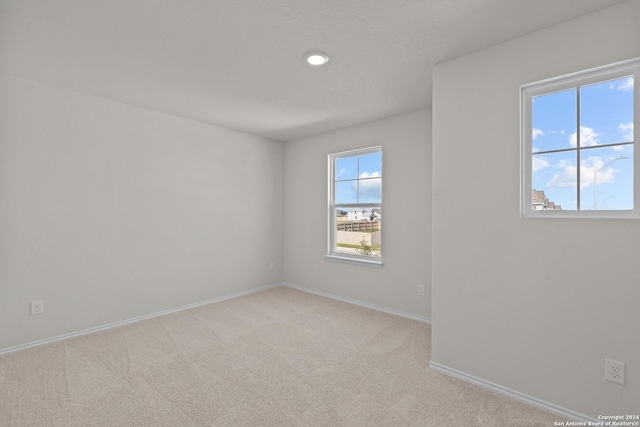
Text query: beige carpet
0 286 564 426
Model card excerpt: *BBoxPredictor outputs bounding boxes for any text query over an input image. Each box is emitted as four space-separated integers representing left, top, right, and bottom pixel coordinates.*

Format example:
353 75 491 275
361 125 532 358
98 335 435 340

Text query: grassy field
337 243 381 251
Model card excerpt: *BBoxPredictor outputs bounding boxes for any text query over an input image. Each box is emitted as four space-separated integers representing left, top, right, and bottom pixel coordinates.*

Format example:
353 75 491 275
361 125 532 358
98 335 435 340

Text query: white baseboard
428 361 596 423
0 283 283 356
283 282 431 323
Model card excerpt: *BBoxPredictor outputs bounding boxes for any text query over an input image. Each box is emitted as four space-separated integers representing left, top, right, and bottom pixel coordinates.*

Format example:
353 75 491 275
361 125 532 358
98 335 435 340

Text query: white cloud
569 126 599 147
358 171 381 202
581 156 620 189
532 128 544 140
546 160 578 189
359 171 381 179
546 156 620 190
617 77 634 92
584 157 619 187
618 122 634 141
532 157 549 172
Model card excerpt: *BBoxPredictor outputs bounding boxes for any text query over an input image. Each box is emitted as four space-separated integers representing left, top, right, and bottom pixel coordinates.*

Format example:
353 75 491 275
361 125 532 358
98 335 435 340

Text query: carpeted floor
0 286 564 426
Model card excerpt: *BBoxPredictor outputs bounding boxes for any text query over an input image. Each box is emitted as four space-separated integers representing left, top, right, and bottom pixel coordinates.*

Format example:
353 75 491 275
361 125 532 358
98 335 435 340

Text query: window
327 146 382 266
521 58 639 218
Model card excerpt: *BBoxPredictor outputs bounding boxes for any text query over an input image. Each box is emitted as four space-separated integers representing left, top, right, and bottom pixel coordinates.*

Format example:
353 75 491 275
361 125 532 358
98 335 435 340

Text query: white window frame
325 146 383 267
521 58 640 218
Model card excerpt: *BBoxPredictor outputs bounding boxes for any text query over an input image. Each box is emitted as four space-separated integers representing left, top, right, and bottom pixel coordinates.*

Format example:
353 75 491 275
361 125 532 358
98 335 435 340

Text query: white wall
431 0 640 418
283 109 432 319
0 76 284 351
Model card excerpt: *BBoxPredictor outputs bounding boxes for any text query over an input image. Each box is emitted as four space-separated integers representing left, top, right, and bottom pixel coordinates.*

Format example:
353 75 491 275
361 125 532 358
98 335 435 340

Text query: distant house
347 210 367 221
532 189 562 210
346 209 381 221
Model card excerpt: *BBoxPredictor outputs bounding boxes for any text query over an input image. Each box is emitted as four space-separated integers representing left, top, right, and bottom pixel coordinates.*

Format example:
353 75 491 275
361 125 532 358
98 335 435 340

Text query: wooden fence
337 221 380 232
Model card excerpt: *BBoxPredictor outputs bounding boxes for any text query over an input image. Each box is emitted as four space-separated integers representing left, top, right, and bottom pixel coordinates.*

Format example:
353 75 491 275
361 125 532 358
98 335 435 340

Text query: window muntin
328 147 382 264
522 59 639 217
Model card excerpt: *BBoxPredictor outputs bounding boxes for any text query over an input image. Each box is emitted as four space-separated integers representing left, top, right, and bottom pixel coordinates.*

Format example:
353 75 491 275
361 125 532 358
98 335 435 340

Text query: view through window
328 147 382 262
522 59 638 217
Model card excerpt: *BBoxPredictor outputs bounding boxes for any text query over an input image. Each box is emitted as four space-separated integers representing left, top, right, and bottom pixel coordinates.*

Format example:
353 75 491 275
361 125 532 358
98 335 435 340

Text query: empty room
1 0 639 425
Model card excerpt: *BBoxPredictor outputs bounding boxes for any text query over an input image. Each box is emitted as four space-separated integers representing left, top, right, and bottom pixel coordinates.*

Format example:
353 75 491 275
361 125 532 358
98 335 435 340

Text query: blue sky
532 75 634 210
335 151 382 205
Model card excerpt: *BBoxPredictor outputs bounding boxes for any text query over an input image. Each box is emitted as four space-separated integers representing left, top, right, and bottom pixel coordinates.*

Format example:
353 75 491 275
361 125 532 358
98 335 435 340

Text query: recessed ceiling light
304 51 329 66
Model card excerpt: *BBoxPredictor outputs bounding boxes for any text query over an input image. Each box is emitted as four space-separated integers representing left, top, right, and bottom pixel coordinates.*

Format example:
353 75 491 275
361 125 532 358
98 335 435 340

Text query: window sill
324 254 383 268
522 210 640 219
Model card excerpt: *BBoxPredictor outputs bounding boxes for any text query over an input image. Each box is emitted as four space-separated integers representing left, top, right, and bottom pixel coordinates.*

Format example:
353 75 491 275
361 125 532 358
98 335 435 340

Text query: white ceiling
0 0 628 141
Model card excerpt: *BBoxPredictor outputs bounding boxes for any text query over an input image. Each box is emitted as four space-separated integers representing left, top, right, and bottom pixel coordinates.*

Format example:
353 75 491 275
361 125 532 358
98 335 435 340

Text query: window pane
532 88 577 152
336 180 357 204
335 207 381 257
358 177 381 203
579 146 633 210
336 156 358 181
358 152 382 178
580 76 634 145
532 151 577 210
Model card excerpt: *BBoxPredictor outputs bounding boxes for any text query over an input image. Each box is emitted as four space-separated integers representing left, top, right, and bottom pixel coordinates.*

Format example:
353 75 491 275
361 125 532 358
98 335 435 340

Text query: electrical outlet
605 359 625 385
269 262 275 271
30 300 44 316
417 284 425 297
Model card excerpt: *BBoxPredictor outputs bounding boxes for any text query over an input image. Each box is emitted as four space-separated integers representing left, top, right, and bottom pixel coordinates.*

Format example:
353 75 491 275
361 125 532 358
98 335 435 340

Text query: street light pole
593 156 627 210
602 196 615 210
